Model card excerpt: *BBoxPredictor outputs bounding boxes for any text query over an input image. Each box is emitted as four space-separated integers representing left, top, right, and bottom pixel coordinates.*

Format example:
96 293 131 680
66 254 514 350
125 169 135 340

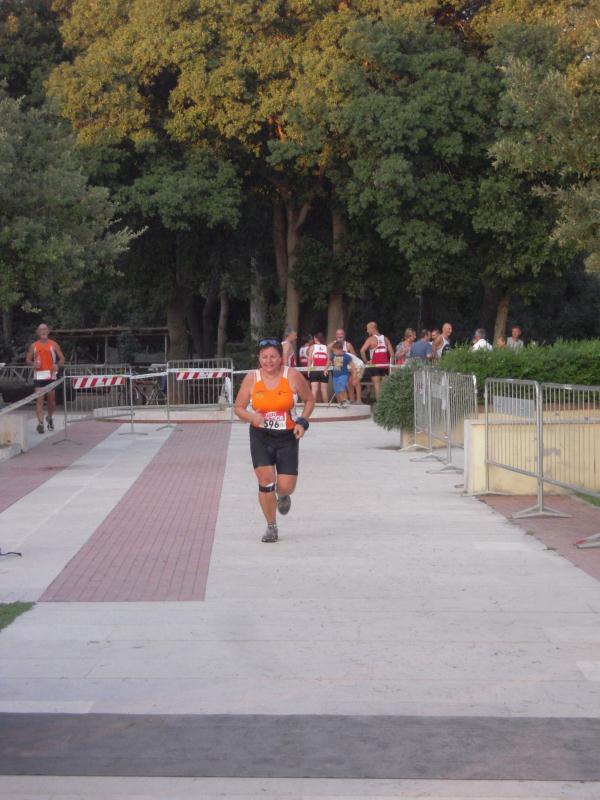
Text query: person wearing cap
234 337 315 543
26 323 65 434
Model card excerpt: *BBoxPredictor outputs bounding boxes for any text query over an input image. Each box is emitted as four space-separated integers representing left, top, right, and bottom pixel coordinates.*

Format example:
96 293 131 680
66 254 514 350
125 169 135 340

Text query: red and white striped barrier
175 369 229 381
72 375 126 389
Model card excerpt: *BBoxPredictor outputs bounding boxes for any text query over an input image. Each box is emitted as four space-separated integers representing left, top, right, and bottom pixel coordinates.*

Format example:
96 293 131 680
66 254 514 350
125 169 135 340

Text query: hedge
373 340 600 432
441 340 600 396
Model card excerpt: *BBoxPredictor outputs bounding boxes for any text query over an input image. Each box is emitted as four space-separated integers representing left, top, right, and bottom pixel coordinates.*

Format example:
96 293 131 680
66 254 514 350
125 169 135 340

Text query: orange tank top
33 340 58 377
251 367 295 431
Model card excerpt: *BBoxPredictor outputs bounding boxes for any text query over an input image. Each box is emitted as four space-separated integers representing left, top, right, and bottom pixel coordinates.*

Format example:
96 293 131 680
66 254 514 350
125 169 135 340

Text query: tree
0 0 63 107
0 93 133 350
337 18 497 295
490 2 600 270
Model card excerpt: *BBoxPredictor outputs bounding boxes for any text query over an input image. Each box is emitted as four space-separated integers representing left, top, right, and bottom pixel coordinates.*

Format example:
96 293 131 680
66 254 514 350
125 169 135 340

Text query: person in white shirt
471 328 493 352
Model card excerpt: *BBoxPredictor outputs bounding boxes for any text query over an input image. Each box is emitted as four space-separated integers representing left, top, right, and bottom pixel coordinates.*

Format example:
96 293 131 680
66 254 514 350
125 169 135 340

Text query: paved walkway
0 418 599 797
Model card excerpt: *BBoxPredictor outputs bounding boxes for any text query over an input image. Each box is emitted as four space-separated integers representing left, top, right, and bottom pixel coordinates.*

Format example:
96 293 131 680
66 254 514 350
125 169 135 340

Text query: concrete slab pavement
0 418 599 791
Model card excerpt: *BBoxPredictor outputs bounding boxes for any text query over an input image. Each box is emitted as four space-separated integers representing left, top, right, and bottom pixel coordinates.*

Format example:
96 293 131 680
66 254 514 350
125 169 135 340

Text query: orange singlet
33 340 58 379
251 367 295 431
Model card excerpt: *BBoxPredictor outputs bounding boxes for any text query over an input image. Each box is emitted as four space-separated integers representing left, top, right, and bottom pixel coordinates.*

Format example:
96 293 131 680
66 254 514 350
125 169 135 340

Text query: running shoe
277 494 291 515
46 415 54 431
261 523 279 543
36 422 44 434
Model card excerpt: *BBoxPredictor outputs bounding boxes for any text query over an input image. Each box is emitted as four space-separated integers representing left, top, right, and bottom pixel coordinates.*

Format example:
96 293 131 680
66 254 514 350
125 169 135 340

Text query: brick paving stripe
0 421 117 514
40 423 230 602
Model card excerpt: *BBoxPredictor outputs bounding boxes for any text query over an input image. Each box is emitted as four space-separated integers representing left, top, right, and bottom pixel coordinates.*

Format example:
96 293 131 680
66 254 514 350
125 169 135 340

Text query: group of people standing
280 321 395 405
394 323 525 360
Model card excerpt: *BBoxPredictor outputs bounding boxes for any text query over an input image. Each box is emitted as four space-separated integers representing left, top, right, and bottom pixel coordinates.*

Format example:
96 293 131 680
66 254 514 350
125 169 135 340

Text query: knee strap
259 482 276 493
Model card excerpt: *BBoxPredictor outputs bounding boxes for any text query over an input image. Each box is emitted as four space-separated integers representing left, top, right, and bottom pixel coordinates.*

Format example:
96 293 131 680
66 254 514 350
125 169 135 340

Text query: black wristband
295 416 309 431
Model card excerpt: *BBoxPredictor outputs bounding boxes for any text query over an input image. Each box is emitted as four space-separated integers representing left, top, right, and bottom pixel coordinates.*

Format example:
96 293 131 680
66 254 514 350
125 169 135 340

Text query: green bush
373 365 415 431
373 340 600 433
442 340 600 399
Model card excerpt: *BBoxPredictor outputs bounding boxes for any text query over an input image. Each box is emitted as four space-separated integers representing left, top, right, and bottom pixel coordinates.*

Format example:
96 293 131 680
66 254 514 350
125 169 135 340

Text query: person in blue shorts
330 340 356 409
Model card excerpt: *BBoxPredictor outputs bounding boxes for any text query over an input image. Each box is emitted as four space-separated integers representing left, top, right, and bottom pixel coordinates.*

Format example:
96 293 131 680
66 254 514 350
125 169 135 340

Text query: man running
359 321 394 401
327 328 362 403
26 324 65 434
234 338 314 543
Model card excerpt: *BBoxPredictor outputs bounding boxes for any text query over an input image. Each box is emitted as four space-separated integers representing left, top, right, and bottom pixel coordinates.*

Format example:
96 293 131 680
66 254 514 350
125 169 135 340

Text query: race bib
263 411 287 430
35 370 52 381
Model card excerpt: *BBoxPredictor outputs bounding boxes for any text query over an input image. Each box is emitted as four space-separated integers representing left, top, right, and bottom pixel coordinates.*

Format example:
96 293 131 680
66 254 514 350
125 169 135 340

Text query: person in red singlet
359 321 394 401
282 327 297 368
26 323 65 434
234 338 314 543
307 332 330 403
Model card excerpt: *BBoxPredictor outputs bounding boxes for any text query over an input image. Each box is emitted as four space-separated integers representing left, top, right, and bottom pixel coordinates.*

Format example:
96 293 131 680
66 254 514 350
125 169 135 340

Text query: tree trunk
283 195 312 332
480 285 500 338
166 289 189 360
285 216 301 332
327 208 348 341
249 257 267 339
185 295 203 357
273 199 288 293
202 276 218 358
494 292 511 344
1 305 13 351
217 288 229 357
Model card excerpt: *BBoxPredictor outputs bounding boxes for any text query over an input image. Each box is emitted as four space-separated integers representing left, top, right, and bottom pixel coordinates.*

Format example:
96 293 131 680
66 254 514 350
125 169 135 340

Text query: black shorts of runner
364 366 389 379
308 371 329 383
249 427 299 476
34 379 54 388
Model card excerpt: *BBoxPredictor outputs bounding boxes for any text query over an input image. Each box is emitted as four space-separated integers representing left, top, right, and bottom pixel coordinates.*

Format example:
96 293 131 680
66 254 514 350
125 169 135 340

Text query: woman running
307 332 329 403
234 338 315 543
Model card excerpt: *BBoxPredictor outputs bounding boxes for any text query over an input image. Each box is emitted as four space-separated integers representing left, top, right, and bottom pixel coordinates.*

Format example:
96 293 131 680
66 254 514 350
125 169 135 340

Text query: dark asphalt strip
1 714 599 779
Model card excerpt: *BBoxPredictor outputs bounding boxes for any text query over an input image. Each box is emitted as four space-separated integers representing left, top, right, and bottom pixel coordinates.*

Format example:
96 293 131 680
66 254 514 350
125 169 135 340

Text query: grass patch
0 602 34 631
576 492 600 508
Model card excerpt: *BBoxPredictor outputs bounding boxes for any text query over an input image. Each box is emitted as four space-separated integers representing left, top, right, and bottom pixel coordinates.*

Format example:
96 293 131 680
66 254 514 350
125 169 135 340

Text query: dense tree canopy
1 0 599 360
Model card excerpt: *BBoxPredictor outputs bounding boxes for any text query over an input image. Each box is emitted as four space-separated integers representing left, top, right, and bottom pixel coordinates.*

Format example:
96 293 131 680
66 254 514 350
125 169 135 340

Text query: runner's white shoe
262 523 279 543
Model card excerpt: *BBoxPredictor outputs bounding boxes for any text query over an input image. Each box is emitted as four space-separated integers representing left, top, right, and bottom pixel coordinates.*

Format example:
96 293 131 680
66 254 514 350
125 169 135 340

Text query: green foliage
442 341 600 393
0 602 33 631
291 230 369 310
339 17 498 292
373 366 416 432
0 0 63 107
0 93 134 314
491 2 600 269
124 151 241 231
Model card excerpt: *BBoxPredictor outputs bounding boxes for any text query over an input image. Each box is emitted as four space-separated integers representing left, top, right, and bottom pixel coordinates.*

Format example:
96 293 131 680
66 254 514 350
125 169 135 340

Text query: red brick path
0 422 117 514
481 494 600 583
41 423 230 602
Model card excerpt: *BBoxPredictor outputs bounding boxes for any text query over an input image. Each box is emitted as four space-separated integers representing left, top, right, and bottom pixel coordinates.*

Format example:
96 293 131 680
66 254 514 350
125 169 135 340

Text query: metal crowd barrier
409 368 478 472
483 378 594 524
166 359 234 422
62 364 134 438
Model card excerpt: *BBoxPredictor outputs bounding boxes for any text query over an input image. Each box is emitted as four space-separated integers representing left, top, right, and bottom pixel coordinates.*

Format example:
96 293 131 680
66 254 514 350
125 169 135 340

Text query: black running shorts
249 426 299 475
308 371 329 383
364 366 389 379
34 378 54 388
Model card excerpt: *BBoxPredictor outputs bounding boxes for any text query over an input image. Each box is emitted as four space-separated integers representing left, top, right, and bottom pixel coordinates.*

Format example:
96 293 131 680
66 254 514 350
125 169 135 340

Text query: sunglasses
258 338 281 348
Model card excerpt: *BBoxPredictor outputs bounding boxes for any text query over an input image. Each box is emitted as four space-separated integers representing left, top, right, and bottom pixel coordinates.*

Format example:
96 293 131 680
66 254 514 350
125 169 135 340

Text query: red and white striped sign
176 370 228 381
72 375 126 389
